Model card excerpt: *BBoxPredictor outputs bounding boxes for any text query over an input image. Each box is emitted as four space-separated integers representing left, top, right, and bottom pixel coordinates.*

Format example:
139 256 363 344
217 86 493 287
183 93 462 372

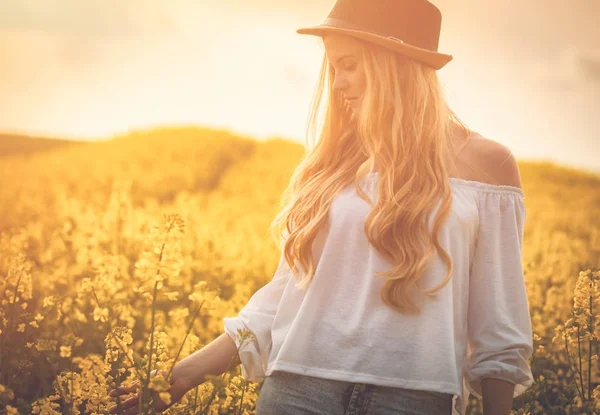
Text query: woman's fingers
109 383 139 397
108 394 139 414
122 406 144 415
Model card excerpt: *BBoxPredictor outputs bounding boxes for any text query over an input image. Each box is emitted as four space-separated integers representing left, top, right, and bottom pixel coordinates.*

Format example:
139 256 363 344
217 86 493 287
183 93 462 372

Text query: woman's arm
481 378 515 415
173 332 240 392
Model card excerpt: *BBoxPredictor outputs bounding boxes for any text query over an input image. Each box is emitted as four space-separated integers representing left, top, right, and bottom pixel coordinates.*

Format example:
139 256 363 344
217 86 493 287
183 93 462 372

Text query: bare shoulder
464 133 523 189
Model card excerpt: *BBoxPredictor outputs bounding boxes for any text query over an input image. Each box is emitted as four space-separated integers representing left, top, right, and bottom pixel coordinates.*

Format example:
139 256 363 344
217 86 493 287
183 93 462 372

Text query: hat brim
296 25 453 70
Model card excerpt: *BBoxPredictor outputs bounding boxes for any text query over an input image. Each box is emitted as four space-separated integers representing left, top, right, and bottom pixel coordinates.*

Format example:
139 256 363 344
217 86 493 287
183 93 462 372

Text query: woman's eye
331 63 356 73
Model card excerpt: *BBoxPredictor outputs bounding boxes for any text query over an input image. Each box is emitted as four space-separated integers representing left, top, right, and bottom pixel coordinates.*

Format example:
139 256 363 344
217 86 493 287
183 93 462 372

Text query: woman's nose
332 75 348 92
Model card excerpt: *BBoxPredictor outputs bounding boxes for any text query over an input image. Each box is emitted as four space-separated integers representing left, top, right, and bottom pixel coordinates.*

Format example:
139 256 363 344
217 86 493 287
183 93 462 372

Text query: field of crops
1 127 599 414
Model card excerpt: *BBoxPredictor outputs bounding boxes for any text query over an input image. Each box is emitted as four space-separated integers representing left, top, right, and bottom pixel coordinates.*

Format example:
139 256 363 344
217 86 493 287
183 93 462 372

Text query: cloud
0 0 177 37
522 46 600 92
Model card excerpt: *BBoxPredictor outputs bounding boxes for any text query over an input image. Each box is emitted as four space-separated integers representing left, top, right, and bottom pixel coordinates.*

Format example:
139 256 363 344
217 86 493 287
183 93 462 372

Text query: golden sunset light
1 2 600 414
0 0 599 172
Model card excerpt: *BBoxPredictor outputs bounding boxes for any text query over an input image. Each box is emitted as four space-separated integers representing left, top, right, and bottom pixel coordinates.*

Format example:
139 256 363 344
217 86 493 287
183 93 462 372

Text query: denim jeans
255 371 454 414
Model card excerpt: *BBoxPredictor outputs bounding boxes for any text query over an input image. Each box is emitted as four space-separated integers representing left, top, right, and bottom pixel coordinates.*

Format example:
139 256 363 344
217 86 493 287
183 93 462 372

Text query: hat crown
325 0 443 52
296 0 453 70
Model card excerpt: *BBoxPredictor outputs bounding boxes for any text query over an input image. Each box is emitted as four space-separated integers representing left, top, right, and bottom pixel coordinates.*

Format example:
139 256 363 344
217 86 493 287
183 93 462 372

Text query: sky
1 0 599 173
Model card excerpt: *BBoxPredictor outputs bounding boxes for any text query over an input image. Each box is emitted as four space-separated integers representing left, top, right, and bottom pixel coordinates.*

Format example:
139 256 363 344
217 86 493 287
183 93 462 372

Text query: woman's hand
107 333 240 414
108 370 190 415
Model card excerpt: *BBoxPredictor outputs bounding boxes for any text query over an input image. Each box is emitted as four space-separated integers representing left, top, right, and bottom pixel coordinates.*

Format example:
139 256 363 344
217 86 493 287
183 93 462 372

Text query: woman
109 0 534 414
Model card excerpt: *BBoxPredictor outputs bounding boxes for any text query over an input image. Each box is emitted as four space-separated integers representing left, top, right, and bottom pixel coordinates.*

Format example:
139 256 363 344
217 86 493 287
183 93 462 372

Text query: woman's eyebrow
329 54 355 64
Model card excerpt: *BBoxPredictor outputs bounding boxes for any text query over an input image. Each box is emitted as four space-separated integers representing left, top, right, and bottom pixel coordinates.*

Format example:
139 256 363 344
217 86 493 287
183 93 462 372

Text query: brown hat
296 0 453 70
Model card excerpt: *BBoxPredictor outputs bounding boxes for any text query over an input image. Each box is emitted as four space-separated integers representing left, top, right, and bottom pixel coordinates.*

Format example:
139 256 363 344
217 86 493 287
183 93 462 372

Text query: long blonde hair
268 35 473 315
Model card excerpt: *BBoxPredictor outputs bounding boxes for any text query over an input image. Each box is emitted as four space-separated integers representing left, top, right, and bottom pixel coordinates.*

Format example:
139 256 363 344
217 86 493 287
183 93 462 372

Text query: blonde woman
109 0 534 414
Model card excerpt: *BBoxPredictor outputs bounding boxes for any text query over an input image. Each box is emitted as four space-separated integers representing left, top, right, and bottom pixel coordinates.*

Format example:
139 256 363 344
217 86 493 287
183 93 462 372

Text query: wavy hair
268 34 476 314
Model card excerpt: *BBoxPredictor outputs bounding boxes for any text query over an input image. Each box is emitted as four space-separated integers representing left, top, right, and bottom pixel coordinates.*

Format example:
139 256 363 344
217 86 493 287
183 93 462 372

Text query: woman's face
323 34 366 113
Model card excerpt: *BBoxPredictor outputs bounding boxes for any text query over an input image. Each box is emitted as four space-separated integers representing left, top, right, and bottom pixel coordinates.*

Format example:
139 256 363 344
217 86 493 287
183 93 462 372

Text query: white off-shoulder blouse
223 172 534 415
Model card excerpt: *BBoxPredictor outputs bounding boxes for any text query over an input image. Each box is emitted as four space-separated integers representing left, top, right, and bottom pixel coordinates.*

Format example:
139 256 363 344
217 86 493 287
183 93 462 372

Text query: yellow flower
35 339 58 352
79 278 93 293
165 291 179 301
159 391 172 406
60 345 72 358
6 405 18 415
188 280 222 311
17 323 25 332
142 292 153 304
150 375 172 406
236 328 256 348
93 307 109 322
29 320 39 328
43 296 57 308
74 308 88 323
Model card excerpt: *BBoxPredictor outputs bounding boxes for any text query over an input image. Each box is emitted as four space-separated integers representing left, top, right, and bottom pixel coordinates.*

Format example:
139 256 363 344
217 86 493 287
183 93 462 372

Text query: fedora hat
296 0 453 70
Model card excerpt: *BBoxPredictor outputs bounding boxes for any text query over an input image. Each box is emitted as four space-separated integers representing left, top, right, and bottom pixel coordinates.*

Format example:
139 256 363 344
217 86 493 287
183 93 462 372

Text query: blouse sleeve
464 188 534 400
223 250 291 382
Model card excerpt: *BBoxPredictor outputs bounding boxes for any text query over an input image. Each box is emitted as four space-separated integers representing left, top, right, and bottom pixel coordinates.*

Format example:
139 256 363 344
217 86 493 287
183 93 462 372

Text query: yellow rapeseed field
0 127 599 415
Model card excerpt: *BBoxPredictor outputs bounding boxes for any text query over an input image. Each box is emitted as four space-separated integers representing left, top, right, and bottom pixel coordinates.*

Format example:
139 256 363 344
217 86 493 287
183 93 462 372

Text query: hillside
0 133 89 158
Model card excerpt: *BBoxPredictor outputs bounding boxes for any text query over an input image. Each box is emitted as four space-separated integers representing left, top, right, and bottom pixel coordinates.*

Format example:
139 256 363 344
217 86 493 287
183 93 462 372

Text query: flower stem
237 377 247 415
588 286 593 400
564 335 584 400
577 325 586 401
